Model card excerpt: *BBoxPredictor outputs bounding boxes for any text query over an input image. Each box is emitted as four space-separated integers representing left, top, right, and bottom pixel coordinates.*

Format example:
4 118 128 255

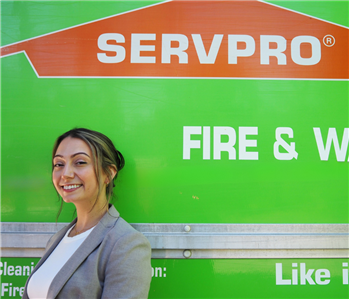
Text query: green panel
149 259 349 299
266 0 349 27
0 0 163 46
1 258 348 298
1 1 348 223
1 52 348 223
0 258 39 298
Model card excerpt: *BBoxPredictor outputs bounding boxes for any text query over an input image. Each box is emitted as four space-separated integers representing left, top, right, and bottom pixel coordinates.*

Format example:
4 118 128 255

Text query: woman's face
52 137 106 205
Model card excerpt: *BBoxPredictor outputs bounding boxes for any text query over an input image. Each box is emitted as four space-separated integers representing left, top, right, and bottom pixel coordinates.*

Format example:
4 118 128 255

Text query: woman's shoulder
102 205 150 246
110 216 149 244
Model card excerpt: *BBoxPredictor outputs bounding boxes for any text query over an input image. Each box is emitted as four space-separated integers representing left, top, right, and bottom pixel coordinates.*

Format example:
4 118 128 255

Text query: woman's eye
54 163 64 168
76 161 87 165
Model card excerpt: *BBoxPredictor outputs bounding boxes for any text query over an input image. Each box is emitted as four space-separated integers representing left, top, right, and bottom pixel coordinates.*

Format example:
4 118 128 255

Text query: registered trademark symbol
323 35 335 47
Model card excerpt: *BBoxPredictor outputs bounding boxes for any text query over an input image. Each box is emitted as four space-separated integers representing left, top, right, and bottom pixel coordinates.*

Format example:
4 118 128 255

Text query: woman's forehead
55 137 92 157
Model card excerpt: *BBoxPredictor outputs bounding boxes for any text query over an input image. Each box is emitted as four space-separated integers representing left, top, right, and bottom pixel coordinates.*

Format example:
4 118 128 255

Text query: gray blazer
22 205 152 299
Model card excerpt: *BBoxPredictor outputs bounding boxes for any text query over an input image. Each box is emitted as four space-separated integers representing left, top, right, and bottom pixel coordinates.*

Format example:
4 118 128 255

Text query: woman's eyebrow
72 152 90 158
53 152 90 159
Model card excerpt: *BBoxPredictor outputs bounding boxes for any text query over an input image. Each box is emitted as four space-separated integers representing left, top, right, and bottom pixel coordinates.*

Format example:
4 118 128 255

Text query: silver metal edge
1 222 348 259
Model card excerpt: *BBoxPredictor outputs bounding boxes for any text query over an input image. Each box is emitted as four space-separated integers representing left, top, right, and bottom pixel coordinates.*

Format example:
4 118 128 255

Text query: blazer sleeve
101 230 152 299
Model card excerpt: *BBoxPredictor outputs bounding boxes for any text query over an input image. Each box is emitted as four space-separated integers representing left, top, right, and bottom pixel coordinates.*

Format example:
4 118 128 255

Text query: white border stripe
35 76 349 81
260 0 349 29
7 50 349 81
0 51 24 58
24 52 40 78
0 0 171 48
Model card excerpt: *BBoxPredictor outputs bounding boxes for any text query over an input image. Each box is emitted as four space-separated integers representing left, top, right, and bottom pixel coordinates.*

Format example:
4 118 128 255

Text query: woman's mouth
62 184 82 191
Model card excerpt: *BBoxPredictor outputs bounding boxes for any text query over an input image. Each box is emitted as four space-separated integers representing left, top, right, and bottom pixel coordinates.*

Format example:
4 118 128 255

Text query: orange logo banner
1 0 348 79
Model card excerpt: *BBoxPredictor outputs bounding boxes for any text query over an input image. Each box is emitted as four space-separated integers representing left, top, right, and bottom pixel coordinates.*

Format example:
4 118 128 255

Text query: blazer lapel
42 221 76 261
47 206 120 299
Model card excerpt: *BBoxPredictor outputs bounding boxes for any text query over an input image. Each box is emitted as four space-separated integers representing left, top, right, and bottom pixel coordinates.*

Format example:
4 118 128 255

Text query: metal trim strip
1 222 348 259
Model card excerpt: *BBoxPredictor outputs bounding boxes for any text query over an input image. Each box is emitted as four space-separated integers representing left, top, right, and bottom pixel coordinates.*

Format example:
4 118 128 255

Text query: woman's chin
61 196 78 204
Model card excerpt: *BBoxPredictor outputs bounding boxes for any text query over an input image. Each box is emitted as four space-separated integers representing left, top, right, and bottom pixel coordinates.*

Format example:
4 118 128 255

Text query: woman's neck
72 198 108 235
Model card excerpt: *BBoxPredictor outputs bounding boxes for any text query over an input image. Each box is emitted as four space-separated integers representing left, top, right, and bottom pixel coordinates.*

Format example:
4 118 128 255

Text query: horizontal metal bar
151 249 349 259
2 248 347 259
1 222 348 259
132 223 349 234
147 234 347 249
3 223 348 233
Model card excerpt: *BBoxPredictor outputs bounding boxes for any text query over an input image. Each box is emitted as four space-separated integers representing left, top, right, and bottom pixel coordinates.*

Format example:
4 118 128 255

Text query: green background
1 1 348 299
1 1 348 223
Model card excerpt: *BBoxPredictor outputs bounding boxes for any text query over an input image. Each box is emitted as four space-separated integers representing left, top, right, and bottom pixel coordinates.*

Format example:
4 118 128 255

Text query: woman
22 128 152 299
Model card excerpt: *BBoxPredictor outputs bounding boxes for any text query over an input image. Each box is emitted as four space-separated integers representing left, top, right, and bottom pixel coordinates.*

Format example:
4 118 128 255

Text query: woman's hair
52 128 125 215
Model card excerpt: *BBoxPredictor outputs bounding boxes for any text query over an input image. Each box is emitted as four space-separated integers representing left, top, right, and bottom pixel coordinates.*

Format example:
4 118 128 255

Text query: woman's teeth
63 184 81 190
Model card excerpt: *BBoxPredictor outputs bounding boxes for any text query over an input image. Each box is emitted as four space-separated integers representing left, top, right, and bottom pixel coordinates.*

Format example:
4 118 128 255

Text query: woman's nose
61 165 74 179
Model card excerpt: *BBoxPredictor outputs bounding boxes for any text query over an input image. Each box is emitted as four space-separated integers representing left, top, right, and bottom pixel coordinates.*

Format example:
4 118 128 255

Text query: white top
27 225 95 299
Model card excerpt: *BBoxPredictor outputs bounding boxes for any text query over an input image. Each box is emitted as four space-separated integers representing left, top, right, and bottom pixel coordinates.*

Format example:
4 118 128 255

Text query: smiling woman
52 136 112 227
21 128 152 299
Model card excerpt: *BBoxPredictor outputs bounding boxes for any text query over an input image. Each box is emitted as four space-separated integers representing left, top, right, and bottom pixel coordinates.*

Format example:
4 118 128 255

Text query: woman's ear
109 165 117 181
